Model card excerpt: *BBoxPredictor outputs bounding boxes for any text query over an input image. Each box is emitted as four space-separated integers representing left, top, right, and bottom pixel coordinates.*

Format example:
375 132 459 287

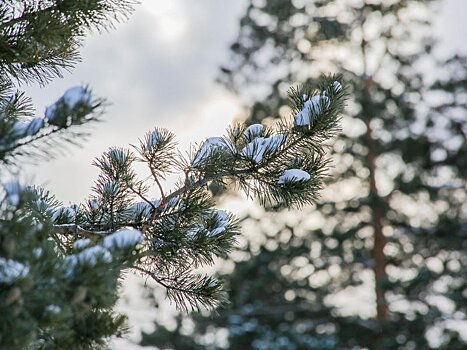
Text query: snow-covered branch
46 75 345 311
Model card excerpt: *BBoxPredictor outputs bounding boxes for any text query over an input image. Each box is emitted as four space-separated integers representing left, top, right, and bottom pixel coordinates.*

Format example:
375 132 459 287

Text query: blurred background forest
136 0 466 349
22 0 466 349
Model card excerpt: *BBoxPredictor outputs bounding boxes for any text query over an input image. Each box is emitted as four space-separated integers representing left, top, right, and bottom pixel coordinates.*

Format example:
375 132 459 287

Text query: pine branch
132 266 226 312
48 76 346 312
54 223 108 239
0 85 106 165
0 1 137 85
0 5 57 30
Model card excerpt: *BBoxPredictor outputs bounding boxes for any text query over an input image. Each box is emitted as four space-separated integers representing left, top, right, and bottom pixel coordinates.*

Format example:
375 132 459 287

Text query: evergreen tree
140 0 466 349
1 1 345 348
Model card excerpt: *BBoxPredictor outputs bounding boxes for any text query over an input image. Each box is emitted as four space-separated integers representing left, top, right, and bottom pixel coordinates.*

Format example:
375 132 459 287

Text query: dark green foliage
1 1 346 348
0 186 134 349
0 0 124 165
0 0 137 85
0 81 105 165
50 76 345 312
1 2 139 347
140 0 466 349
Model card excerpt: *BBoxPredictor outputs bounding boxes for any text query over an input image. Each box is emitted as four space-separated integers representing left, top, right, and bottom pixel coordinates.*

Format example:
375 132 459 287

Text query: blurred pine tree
140 0 466 349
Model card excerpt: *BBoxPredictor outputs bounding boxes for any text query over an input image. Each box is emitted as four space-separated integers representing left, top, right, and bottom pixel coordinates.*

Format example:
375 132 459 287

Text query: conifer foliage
0 1 345 348
52 76 345 312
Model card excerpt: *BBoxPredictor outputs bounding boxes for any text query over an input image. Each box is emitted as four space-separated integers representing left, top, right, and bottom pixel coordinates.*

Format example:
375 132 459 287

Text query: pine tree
1 2 345 348
140 0 466 349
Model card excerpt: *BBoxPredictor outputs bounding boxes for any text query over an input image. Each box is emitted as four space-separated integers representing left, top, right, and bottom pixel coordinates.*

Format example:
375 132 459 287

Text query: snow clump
0 258 30 283
241 134 287 163
45 86 92 123
65 229 143 275
45 304 61 314
243 124 264 140
186 210 231 239
208 210 230 237
143 129 164 152
65 245 112 276
13 117 45 138
192 137 235 166
125 200 160 220
102 228 144 250
278 169 311 184
73 238 92 250
75 245 112 266
108 148 129 164
294 94 330 126
3 181 22 206
51 205 80 223
333 80 343 92
33 248 43 258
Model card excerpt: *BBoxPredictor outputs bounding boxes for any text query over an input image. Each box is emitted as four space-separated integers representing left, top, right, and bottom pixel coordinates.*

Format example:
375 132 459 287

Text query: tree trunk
363 95 389 350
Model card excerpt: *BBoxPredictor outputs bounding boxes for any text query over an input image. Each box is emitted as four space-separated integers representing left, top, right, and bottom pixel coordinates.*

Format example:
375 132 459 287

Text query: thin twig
54 224 108 239
132 265 197 295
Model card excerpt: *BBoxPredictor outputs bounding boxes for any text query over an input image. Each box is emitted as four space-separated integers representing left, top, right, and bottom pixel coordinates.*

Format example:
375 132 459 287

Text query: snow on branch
102 228 144 250
241 134 288 163
192 137 236 166
45 87 92 123
278 169 311 184
0 257 30 284
0 85 105 165
49 75 345 311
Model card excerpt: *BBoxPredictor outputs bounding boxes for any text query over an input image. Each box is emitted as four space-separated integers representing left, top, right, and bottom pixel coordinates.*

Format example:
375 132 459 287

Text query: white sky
22 0 467 204
19 0 467 348
23 0 249 203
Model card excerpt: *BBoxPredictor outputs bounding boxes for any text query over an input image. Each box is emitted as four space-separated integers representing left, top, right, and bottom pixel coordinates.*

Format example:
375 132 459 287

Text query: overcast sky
24 0 249 203
23 0 467 204
18 0 467 348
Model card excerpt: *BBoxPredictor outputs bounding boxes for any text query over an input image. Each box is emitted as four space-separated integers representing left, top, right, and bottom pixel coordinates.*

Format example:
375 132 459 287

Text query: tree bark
362 81 389 350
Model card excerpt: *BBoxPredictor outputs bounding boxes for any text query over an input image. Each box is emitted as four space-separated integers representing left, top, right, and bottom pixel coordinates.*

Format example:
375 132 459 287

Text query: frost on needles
46 75 346 311
0 72 344 350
